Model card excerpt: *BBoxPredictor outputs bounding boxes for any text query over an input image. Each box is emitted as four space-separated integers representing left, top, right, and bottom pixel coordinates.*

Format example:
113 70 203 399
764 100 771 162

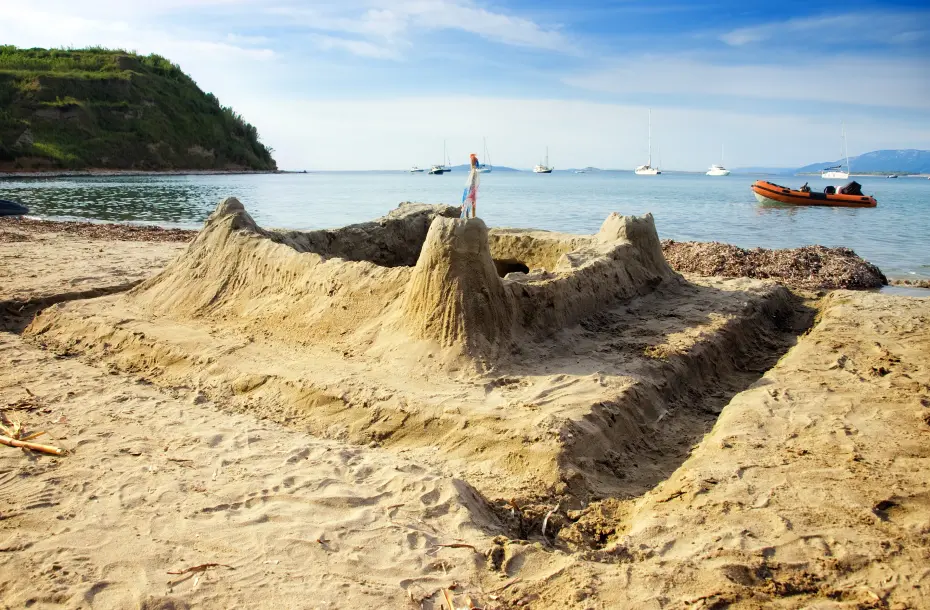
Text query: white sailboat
478 137 492 173
409 166 425 173
533 146 553 173
706 144 730 176
634 109 660 175
822 123 850 179
429 140 448 174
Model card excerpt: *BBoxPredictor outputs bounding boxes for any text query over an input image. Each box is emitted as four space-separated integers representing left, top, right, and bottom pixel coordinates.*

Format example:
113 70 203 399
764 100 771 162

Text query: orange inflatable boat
751 180 877 208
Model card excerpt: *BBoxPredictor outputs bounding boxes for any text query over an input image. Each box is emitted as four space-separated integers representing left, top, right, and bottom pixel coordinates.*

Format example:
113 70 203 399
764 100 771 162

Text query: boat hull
634 169 660 175
821 171 849 179
751 180 876 208
0 199 29 216
706 169 730 176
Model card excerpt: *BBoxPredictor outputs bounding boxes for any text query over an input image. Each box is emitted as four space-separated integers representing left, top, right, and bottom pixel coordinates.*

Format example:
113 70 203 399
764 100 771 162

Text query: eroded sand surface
0 226 185 306
501 291 930 609
2 209 929 609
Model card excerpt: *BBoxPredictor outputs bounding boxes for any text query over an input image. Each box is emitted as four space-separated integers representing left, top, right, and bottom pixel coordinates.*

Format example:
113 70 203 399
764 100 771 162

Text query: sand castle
27 199 802 503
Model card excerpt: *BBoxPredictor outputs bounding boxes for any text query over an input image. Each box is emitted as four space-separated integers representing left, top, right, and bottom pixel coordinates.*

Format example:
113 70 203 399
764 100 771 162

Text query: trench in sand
19 201 817 544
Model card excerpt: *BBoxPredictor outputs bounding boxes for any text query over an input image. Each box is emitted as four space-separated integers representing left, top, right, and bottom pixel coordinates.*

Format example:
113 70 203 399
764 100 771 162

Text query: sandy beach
2 207 929 609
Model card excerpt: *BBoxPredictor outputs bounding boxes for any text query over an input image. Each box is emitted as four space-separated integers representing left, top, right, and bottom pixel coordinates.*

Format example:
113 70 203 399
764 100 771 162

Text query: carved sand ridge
27 199 803 503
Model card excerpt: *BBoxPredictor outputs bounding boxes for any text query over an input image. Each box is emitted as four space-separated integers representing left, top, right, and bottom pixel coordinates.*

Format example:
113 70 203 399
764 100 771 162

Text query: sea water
2 171 928 280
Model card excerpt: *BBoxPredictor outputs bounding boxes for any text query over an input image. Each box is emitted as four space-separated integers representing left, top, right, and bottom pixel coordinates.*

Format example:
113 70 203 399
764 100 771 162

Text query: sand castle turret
403 217 514 362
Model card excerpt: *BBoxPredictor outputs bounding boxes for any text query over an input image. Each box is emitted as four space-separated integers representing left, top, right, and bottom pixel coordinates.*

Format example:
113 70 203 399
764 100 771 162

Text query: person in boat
461 153 480 219
799 182 811 193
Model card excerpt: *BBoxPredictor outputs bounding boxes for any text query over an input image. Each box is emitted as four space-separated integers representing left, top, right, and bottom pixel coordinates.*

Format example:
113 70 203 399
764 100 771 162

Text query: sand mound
27 200 804 504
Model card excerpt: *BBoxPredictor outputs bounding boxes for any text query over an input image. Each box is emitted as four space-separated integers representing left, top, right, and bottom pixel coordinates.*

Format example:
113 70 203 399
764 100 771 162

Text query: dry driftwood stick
0 435 64 456
490 577 522 593
166 563 235 575
434 543 479 552
442 588 457 610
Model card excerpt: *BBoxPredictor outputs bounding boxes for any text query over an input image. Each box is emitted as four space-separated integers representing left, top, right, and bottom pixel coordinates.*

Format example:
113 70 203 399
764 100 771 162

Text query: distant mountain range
794 149 930 174
733 149 930 175
442 150 930 175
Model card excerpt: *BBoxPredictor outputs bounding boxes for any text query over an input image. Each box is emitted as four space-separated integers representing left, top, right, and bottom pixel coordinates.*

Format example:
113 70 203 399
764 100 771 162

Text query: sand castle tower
403 217 514 362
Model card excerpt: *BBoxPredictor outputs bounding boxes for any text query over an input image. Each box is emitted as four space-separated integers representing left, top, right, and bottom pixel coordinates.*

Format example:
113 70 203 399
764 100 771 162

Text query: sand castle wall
24 198 802 503
127 199 676 365
129 200 458 345
498 214 676 336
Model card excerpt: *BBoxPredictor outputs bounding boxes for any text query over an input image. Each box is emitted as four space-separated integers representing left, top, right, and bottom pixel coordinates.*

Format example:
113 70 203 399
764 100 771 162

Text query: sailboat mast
648 109 653 167
842 122 850 172
545 146 548 167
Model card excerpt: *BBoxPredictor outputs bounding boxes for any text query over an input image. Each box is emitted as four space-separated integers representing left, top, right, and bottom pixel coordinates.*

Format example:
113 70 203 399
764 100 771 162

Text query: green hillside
0 46 276 171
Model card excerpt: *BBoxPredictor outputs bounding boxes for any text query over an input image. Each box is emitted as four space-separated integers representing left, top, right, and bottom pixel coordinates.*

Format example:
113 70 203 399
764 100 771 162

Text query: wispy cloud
720 11 930 48
310 34 402 60
267 0 569 59
564 54 930 110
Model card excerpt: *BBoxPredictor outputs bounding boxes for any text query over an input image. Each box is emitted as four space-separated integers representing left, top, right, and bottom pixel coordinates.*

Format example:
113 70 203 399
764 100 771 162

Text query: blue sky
2 0 929 170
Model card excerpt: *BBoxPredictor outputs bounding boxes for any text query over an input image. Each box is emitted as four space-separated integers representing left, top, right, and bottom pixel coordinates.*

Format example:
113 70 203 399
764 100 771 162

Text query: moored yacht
409 166 425 173
533 146 553 173
821 123 851 179
430 140 450 175
634 109 660 175
706 144 730 176
477 137 492 173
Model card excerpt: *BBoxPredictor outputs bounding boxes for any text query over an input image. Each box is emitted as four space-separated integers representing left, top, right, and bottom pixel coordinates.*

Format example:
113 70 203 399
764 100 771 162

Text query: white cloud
398 0 569 51
265 0 569 58
720 12 929 47
564 55 930 109
310 34 401 60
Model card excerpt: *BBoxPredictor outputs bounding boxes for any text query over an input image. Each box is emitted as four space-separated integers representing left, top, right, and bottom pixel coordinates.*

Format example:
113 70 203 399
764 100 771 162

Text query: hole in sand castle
493 259 530 277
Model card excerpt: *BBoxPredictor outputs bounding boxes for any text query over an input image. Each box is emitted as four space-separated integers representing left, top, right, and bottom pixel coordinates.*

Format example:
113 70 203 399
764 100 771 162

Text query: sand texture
497 291 930 609
0 224 186 309
25 200 804 504
2 202 929 609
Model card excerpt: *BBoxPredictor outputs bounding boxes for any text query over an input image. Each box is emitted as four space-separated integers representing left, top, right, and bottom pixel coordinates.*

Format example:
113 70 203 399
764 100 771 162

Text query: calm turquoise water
2 172 928 280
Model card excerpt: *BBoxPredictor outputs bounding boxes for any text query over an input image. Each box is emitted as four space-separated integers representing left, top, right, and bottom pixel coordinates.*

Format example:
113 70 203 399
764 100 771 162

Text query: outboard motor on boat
839 181 863 196
824 186 836 195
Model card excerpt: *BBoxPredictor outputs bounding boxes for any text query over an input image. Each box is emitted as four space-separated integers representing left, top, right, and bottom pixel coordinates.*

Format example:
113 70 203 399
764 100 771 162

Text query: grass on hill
0 46 276 171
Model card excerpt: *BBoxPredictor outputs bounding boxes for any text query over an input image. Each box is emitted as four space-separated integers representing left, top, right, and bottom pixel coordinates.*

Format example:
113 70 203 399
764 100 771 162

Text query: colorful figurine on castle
461 153 480 219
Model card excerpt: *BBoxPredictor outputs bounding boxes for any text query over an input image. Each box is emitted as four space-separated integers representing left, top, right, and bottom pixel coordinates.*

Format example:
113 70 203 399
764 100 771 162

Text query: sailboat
706 144 730 176
634 109 660 175
533 146 553 173
822 123 850 179
429 140 448 175
477 137 492 173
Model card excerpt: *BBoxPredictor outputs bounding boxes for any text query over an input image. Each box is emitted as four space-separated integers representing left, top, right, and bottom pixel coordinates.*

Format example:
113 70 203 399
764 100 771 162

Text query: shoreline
0 169 307 180
4 216 923 288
